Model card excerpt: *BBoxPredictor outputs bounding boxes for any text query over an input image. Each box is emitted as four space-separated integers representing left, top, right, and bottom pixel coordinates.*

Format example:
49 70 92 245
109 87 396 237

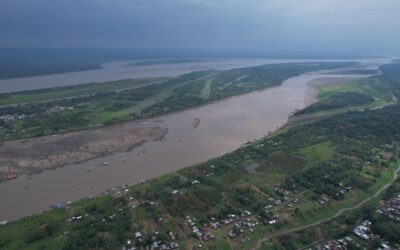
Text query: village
310 219 396 250
310 193 400 250
376 195 400 223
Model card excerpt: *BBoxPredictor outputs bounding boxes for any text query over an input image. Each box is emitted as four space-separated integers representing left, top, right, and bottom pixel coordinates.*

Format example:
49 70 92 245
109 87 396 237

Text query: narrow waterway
0 58 390 221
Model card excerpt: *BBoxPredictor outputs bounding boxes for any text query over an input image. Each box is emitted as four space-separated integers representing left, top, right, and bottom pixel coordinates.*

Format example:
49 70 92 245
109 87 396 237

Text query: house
227 230 237 238
210 222 220 229
193 227 203 239
169 231 176 241
52 203 63 209
353 224 371 241
170 242 179 249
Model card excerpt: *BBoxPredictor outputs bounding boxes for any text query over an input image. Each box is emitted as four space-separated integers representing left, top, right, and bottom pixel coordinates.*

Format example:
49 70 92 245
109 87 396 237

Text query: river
0 58 391 221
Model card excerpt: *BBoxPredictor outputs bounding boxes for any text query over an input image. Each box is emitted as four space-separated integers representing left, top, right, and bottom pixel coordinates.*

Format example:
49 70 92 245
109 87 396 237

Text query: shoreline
304 76 370 106
0 70 323 180
0 73 375 222
0 79 285 180
0 59 389 221
0 73 371 182
0 125 169 180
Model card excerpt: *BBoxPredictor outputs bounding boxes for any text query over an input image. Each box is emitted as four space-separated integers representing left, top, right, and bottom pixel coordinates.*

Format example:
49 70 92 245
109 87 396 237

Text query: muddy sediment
0 124 168 178
192 118 200 128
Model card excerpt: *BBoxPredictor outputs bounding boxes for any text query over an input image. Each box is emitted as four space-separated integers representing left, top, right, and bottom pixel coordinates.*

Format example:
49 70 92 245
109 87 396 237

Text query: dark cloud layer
0 0 399 55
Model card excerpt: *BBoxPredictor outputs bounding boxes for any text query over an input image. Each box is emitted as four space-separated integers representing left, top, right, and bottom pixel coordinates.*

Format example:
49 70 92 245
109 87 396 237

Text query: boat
4 173 17 181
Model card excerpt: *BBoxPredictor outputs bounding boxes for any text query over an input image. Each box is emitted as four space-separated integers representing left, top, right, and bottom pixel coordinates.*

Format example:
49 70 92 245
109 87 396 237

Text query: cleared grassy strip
208 240 232 250
297 141 334 166
367 163 400 194
130 71 216 116
199 79 212 100
0 77 166 106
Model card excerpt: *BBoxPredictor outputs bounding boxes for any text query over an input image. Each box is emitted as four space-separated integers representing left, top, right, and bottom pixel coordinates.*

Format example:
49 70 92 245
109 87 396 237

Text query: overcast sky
0 0 399 54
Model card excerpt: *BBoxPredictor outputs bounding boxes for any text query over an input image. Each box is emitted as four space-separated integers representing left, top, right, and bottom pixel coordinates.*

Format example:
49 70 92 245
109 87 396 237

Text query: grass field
297 141 334 166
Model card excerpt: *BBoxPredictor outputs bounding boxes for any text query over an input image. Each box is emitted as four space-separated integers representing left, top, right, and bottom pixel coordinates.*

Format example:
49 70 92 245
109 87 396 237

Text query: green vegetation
296 141 334 166
2 62 400 249
265 165 400 250
2 100 400 249
317 77 394 106
0 62 354 141
294 63 400 117
295 92 374 115
327 69 379 75
0 78 166 106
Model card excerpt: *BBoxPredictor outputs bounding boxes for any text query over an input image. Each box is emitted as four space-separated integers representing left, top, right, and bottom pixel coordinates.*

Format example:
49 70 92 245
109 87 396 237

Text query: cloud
0 0 399 54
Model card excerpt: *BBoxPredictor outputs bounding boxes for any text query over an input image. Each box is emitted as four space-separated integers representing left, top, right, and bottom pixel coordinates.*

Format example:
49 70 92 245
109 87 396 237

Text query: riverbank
0 124 168 179
0 71 355 221
305 76 366 106
1 89 399 249
0 58 390 222
0 62 349 178
0 62 355 142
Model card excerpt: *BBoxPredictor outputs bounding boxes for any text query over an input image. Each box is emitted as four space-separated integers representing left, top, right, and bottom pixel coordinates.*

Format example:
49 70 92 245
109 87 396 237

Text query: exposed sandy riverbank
0 124 168 178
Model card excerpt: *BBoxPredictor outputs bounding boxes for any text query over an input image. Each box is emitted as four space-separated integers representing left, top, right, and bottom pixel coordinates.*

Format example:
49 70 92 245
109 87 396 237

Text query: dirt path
250 166 400 250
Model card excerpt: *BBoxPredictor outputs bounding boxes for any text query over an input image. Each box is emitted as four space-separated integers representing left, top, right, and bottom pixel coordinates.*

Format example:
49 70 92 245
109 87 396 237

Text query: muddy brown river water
0 58 391 221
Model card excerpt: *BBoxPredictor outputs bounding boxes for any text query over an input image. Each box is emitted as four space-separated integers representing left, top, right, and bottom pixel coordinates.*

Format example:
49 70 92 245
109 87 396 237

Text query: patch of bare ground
0 123 168 177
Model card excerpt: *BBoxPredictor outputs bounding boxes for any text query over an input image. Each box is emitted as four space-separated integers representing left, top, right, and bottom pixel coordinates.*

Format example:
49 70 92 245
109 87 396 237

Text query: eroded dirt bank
0 124 168 178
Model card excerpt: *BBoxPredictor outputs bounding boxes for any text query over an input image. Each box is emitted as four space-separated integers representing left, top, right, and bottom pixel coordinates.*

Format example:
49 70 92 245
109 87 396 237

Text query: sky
0 0 399 55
